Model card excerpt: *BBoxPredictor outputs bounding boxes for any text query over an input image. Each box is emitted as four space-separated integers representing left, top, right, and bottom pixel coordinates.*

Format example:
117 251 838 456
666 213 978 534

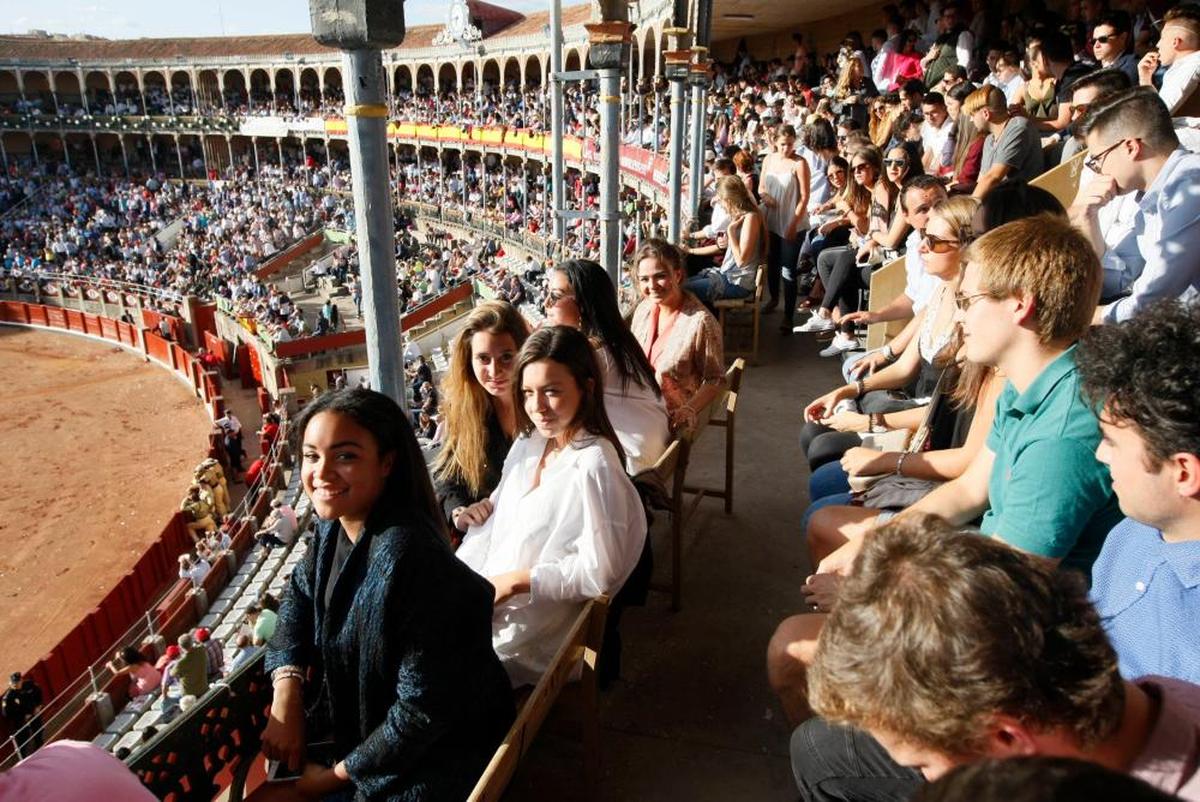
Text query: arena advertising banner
322 118 680 203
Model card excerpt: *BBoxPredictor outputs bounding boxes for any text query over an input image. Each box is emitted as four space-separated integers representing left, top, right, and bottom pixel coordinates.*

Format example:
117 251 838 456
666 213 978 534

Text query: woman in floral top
629 239 726 431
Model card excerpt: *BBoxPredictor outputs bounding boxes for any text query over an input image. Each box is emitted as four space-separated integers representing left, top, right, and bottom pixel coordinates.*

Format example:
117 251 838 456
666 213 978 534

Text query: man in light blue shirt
1076 300 1200 683
1071 87 1200 324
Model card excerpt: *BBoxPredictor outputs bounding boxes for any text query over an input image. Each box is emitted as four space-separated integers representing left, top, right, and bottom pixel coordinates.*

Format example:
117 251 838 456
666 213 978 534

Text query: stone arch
221 69 247 111
481 59 500 93
524 55 542 89
83 71 111 111
299 67 320 108
415 64 434 96
460 62 477 96
23 70 53 110
273 68 296 112
249 68 271 108
53 72 82 108
322 65 343 103
394 64 413 94
142 70 168 113
197 69 221 111
113 69 140 110
564 50 582 71
0 70 19 105
437 63 456 94
501 57 520 91
170 70 193 113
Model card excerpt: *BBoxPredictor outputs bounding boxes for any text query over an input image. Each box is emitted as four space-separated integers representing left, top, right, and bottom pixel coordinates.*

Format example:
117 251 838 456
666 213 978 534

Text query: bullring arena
1 0 1199 798
0 327 212 673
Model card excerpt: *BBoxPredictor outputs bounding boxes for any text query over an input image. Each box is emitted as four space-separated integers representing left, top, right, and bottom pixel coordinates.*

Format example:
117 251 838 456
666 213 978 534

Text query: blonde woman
684 175 767 307
759 124 811 311
433 300 530 536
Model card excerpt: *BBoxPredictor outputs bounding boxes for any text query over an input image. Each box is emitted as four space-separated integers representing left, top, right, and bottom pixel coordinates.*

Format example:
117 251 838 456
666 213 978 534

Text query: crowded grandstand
1 0 1199 799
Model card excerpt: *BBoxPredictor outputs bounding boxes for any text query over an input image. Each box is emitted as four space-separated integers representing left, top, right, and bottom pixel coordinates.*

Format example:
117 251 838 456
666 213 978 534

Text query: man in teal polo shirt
812 213 1121 576
905 213 1121 572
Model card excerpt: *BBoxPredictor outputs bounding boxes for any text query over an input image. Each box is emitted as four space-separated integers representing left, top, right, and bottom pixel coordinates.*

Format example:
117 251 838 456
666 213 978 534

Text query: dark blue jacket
267 512 513 801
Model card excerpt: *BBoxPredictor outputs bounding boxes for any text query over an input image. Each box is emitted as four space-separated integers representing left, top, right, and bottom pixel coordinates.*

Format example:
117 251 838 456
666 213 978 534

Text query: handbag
845 367 950 495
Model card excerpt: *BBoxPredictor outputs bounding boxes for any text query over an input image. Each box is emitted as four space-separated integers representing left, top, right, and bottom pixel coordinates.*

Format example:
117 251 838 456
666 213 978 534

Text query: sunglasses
852 163 871 172
922 232 961 253
1092 34 1122 44
884 159 908 168
545 288 575 306
953 291 991 312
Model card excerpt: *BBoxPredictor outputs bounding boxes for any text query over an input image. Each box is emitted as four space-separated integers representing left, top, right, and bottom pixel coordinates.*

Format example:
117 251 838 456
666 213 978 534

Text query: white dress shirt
1159 50 1200 115
457 431 647 687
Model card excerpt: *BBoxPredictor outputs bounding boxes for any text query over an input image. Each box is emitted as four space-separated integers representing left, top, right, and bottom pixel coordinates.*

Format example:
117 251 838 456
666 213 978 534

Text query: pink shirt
1131 677 1200 800
130 663 161 697
0 741 158 801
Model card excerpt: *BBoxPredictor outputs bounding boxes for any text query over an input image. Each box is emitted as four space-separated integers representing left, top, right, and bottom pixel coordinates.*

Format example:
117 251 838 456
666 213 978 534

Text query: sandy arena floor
0 327 213 677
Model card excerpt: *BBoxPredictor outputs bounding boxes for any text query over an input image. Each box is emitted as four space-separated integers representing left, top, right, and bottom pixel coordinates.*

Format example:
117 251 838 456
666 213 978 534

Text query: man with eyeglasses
1061 67 1131 164
920 92 955 172
838 215 1120 575
1070 87 1200 324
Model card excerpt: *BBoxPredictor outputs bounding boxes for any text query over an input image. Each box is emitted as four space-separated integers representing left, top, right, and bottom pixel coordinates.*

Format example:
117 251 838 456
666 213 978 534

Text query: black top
434 409 512 531
267 511 514 801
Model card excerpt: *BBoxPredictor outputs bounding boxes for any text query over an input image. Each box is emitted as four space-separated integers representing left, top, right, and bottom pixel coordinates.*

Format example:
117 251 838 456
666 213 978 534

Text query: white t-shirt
1160 50 1200 115
903 228 939 313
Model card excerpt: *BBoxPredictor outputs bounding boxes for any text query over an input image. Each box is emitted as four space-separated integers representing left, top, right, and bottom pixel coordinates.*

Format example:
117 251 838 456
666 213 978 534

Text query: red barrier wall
0 302 220 722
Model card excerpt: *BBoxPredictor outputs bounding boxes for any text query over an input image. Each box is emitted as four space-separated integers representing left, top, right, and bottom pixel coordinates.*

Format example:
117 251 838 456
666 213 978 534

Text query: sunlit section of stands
91 465 311 761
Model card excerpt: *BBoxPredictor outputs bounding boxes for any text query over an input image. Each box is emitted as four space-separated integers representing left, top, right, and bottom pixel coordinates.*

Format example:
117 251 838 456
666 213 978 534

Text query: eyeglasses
1084 137 1131 173
545 288 575 306
883 159 908 168
922 233 961 253
953 291 991 312
1070 102 1091 118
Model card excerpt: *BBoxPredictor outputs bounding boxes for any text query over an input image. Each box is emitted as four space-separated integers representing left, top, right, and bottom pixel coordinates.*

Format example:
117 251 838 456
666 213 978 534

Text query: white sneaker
819 332 860 357
794 315 835 333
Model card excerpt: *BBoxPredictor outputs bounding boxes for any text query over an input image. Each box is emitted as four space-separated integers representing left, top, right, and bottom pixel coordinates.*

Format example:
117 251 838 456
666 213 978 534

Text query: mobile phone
265 740 338 783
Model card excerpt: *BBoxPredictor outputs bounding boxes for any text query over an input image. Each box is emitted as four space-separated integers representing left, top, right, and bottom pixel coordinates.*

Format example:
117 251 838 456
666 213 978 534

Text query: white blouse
456 431 648 687
596 345 671 475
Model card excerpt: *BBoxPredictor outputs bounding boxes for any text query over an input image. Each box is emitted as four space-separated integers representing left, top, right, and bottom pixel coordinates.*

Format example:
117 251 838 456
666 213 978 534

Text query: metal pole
549 0 565 243
667 76 686 242
688 81 706 224
598 66 621 285
343 49 406 409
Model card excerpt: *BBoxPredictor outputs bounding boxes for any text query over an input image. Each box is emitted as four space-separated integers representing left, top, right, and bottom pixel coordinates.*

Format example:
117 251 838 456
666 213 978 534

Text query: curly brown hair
808 515 1125 758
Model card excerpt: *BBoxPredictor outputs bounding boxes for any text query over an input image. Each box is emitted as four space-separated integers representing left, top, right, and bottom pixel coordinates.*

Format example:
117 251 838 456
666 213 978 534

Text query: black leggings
799 421 861 471
816 247 873 315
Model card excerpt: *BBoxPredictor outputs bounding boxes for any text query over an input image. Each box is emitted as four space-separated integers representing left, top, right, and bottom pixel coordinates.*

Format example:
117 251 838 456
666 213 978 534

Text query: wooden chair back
467 596 610 802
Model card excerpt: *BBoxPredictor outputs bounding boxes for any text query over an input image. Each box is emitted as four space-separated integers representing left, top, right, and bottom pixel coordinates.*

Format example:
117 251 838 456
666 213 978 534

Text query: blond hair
432 301 530 497
964 214 1101 345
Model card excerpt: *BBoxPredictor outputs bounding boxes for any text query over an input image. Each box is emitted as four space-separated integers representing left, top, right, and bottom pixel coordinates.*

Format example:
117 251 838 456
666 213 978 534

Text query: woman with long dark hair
544 260 670 474
432 300 530 536
262 389 513 800
456 326 647 687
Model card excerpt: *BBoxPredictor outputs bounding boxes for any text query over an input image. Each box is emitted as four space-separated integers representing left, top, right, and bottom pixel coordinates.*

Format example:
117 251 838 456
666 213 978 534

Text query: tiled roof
0 3 591 64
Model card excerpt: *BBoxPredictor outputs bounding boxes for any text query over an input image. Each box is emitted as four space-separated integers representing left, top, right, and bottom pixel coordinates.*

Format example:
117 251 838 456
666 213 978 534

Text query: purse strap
907 364 953 454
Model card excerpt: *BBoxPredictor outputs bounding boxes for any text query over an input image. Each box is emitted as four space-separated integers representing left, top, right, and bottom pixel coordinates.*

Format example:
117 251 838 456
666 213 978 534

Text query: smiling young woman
261 389 513 800
432 301 530 536
455 326 648 687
